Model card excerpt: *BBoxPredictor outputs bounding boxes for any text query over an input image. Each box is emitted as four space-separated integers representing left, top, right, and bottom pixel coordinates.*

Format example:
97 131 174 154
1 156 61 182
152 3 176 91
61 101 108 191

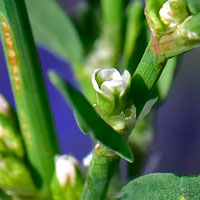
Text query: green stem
0 0 59 196
79 0 124 103
101 0 123 28
123 0 145 69
131 41 167 117
81 144 120 200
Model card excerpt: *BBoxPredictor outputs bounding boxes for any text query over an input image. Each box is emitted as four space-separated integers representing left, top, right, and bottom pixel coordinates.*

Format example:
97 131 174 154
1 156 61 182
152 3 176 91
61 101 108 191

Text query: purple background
1 0 200 175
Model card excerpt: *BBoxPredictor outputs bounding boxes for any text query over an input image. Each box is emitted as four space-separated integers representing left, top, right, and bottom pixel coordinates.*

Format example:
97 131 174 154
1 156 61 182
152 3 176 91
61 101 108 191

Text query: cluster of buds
145 0 200 59
92 68 136 135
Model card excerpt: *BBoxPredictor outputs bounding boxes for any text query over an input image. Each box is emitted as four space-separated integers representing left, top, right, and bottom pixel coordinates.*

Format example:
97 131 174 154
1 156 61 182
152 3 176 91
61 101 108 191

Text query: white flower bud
92 68 136 134
92 68 131 114
159 0 189 28
0 95 10 117
55 155 77 187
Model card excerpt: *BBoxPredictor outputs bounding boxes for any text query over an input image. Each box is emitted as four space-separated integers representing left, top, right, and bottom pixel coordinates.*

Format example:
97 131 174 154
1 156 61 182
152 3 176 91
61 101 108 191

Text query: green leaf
49 71 134 163
187 0 200 14
117 173 200 200
25 0 83 67
157 57 177 100
0 0 59 195
74 111 90 134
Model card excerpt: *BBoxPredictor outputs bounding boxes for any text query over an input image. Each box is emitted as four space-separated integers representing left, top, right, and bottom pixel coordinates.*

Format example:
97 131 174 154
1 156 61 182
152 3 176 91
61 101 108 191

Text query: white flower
55 155 77 187
92 68 136 134
92 68 131 114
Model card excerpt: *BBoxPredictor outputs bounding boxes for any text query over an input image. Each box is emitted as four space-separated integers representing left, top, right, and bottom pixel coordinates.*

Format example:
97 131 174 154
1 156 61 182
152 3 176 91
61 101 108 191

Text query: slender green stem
81 144 120 200
101 0 123 27
100 0 123 67
79 0 124 103
0 0 59 196
131 41 167 117
123 0 145 69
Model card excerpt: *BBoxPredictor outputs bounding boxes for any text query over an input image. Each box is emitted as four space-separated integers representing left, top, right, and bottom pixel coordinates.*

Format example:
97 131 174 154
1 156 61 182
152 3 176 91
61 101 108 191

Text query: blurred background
0 0 200 177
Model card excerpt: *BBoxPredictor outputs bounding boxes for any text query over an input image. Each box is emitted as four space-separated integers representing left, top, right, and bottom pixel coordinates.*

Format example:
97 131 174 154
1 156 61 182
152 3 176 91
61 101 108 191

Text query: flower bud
159 0 189 28
92 68 131 114
55 155 78 187
92 68 136 134
51 155 84 200
145 0 200 59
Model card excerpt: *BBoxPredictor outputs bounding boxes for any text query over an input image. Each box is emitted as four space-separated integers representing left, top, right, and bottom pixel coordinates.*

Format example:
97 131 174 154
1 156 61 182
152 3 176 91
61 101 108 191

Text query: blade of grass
0 0 59 196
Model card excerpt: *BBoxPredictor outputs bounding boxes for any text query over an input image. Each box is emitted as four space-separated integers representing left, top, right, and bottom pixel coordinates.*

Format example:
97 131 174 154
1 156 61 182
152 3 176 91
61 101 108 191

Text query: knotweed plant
0 0 200 199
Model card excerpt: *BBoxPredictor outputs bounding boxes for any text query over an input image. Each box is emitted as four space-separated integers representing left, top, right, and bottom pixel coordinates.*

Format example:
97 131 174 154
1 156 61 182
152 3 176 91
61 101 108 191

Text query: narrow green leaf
117 173 200 200
25 0 83 67
0 0 59 195
157 57 177 100
49 71 134 163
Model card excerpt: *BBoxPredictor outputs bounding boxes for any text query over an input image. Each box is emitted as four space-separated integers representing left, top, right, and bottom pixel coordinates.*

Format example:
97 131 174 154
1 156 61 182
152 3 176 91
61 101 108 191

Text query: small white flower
55 155 77 187
92 68 131 114
92 68 137 134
